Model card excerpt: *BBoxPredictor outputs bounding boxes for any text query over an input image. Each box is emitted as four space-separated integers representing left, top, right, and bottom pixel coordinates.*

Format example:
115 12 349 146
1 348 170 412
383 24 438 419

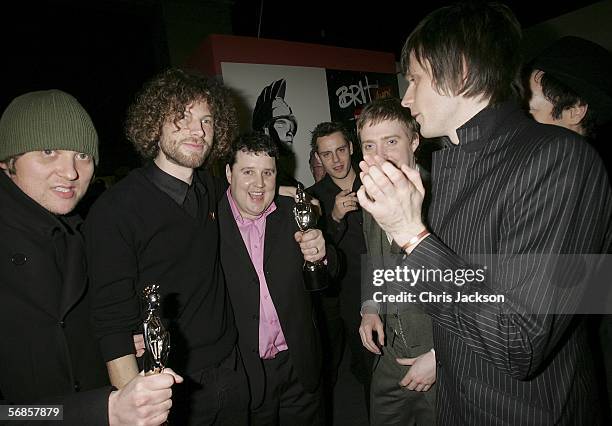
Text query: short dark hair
227 132 279 168
310 122 352 151
400 2 522 104
126 68 238 162
356 98 419 138
539 72 597 138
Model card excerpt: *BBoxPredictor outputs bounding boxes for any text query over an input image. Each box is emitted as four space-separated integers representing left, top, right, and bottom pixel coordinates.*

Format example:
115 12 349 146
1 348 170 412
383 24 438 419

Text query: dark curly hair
125 68 238 162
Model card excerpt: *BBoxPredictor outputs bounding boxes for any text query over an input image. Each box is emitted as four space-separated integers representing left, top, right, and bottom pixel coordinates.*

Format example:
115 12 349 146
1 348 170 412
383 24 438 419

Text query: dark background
0 0 606 176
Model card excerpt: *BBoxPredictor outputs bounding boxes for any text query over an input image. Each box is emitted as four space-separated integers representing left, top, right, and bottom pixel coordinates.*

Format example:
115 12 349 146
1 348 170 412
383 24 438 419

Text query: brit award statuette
293 183 328 291
142 284 170 375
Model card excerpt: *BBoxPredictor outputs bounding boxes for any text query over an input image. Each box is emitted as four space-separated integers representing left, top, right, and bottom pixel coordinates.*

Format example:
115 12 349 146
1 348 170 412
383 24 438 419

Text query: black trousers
250 350 324 426
170 346 249 425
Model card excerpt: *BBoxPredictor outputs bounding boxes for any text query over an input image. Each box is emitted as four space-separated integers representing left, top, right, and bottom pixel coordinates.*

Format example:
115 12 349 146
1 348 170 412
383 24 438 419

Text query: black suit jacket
403 102 612 424
0 173 110 425
219 195 324 408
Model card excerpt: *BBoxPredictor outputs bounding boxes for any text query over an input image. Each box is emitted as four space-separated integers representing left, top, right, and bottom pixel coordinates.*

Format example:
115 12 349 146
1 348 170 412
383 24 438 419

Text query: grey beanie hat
0 90 99 165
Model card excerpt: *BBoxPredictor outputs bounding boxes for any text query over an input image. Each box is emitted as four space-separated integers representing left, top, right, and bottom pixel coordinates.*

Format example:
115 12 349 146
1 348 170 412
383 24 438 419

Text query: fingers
298 230 325 262
400 163 425 196
358 314 384 354
356 186 375 213
376 320 385 347
358 324 380 354
161 368 183 384
396 357 416 366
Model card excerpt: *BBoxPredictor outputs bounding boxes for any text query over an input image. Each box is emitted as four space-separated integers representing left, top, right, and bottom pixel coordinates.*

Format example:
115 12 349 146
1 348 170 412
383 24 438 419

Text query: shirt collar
455 101 520 153
143 161 202 205
226 187 276 226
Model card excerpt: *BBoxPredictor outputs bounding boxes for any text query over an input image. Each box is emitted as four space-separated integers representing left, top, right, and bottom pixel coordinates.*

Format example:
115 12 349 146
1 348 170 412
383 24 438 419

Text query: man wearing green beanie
0 89 182 425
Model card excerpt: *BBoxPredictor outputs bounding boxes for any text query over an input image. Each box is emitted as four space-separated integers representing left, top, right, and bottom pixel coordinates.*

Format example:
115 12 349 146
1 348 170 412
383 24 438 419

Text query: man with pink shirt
219 132 333 425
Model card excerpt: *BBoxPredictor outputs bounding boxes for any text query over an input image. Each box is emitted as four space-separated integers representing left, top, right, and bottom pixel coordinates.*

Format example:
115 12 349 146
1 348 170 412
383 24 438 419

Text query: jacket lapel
263 204 285 265
218 195 258 282
58 230 88 319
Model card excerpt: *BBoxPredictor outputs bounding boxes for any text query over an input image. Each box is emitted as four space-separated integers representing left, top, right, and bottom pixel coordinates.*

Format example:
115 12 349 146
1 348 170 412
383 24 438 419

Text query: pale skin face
272 118 296 144
359 119 419 168
402 52 488 144
1 150 94 215
155 100 214 183
226 150 277 220
528 70 587 135
315 131 354 180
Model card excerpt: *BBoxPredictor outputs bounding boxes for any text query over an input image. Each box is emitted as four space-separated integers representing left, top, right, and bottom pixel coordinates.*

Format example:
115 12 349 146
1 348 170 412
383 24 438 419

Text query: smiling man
0 89 181 426
85 69 249 425
219 132 331 425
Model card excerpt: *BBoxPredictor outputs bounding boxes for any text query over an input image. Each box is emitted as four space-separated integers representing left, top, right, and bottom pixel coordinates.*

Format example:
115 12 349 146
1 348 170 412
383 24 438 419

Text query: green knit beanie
0 90 99 165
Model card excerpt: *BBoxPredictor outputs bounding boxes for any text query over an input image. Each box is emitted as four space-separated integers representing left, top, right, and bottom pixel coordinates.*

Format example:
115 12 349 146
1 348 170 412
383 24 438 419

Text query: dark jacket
218 195 327 408
0 173 111 425
405 102 612 425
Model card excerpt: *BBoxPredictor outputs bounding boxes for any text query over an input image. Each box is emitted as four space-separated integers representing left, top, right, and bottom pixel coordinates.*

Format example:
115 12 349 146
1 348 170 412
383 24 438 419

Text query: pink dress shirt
227 189 288 359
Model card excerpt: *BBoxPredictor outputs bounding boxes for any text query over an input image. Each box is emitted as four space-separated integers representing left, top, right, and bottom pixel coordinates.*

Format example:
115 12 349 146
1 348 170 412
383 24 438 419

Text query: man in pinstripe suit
357 2 612 425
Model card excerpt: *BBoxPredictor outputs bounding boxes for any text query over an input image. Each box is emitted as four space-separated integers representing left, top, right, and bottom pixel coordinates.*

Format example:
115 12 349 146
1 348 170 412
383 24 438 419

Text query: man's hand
397 350 436 392
294 229 326 262
357 155 426 247
133 334 145 358
359 313 384 354
108 368 183 426
331 189 359 222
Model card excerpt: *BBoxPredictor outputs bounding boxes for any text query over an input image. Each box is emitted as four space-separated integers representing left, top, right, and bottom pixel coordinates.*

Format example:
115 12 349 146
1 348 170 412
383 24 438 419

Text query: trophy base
303 262 328 292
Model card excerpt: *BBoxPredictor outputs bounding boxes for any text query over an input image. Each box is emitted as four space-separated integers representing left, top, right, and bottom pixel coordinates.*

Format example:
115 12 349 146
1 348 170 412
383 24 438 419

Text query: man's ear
411 133 420 153
314 151 322 162
349 141 354 156
263 127 270 136
225 164 232 185
0 160 11 176
564 102 588 126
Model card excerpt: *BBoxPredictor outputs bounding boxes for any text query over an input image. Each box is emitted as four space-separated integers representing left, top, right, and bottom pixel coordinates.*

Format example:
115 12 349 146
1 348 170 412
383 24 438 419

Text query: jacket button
252 314 259 320
73 381 80 391
11 253 27 265
437 360 442 368
58 321 65 328
252 348 258 353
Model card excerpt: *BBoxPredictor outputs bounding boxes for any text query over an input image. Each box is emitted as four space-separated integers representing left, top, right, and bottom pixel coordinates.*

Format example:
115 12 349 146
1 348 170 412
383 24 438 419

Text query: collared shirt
226 188 288 359
142 161 203 217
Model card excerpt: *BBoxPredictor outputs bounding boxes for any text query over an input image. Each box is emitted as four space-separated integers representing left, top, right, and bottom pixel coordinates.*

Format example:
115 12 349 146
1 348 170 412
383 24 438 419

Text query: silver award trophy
293 182 328 291
142 284 170 375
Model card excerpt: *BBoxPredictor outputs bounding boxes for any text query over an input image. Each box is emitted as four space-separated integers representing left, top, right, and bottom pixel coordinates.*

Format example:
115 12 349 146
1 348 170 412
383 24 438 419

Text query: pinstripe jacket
404 102 612 425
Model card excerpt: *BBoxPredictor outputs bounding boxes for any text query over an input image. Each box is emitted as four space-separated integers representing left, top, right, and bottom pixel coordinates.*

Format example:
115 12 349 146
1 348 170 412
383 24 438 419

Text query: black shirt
307 173 367 314
84 162 237 373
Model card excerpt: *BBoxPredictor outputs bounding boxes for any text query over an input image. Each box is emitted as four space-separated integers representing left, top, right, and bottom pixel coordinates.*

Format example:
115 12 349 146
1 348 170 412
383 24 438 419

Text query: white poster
221 62 331 186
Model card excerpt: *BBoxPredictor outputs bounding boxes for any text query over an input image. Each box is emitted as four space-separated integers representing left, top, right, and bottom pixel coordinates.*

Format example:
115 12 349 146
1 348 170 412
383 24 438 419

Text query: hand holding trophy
293 182 328 291
142 284 170 375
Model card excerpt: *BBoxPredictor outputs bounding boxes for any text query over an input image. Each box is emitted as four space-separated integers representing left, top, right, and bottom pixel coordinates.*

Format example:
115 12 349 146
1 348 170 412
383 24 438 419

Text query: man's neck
448 97 490 145
331 167 356 191
154 154 194 184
